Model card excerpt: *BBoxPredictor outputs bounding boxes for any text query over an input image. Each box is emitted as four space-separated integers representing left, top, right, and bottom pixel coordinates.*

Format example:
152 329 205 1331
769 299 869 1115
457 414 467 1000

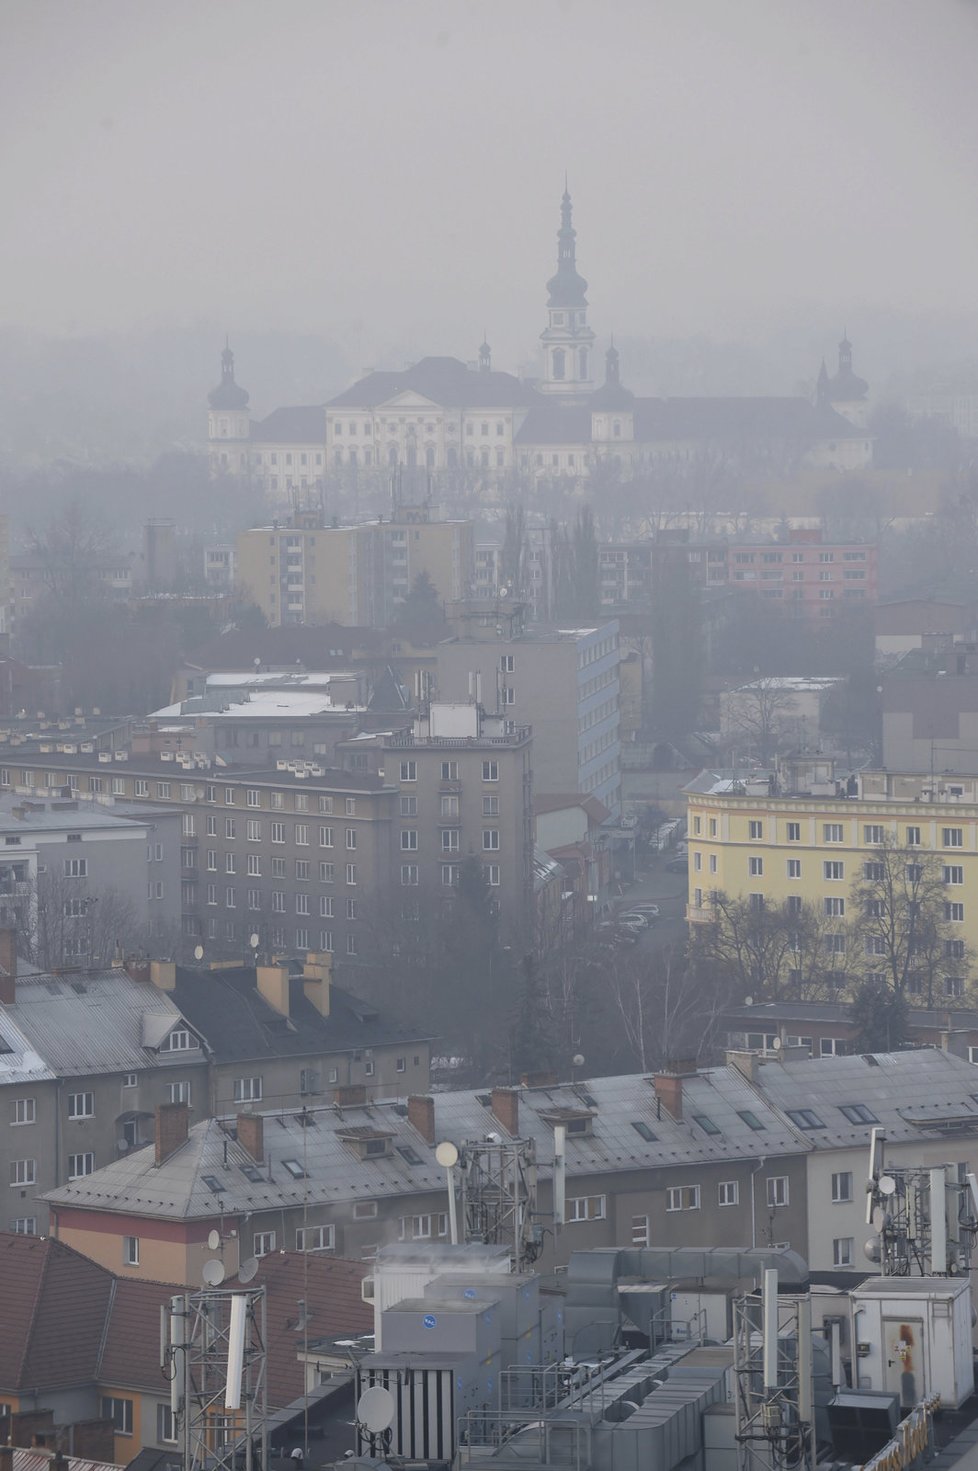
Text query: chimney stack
652 1072 683 1120
125 955 150 984
256 964 290 1018
407 1094 435 1144
237 1112 264 1163
154 1102 190 1166
491 1087 519 1137
150 960 176 991
0 927 16 1004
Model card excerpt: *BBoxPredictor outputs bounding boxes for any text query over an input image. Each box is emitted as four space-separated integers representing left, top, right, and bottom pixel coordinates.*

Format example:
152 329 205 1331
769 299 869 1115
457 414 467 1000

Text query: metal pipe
762 1269 778 1393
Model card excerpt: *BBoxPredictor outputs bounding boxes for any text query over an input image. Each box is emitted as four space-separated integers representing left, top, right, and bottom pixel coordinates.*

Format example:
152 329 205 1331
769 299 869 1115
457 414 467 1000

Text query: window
101 1398 133 1436
346 863 357 885
68 1153 94 1179
567 1194 606 1221
12 1217 37 1235
296 1224 335 1252
944 828 964 848
787 858 801 878
824 897 845 917
864 825 885 844
400 830 418 850
254 1231 276 1257
786 1108 825 1130
10 1158 36 1185
63 857 87 878
12 1097 35 1125
786 822 801 842
719 1180 739 1206
157 1404 178 1444
225 817 236 839
320 862 334 883
400 760 417 782
482 829 500 851
820 1037 845 1056
946 938 965 959
767 1176 789 1208
482 760 499 781
295 823 309 846
123 1235 139 1266
823 824 843 843
749 856 763 876
400 865 419 886
631 1214 650 1246
233 1077 262 1102
824 860 844 880
167 1081 191 1105
271 821 285 843
68 1092 94 1119
944 865 964 885
354 1200 378 1220
907 826 921 846
833 1237 854 1268
945 902 965 922
906 863 923 882
692 1113 721 1136
738 1109 765 1130
748 820 763 839
831 1171 853 1202
666 1185 701 1211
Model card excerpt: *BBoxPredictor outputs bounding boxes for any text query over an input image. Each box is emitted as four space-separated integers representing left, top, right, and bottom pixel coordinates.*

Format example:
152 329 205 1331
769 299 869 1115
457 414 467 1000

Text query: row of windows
701 815 968 848
0 770 359 818
400 864 501 886
400 759 500 782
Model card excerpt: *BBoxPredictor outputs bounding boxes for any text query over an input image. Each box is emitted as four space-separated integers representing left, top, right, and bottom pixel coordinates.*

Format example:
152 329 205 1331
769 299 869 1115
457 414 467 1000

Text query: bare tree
722 678 801 762
19 864 142 971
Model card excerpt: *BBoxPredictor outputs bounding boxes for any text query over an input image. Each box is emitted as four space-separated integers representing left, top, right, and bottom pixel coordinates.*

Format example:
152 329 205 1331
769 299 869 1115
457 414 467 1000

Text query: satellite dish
238 1255 259 1284
435 1140 459 1168
202 1258 226 1287
871 1206 888 1233
864 1237 882 1263
207 1228 221 1251
357 1386 395 1435
249 933 260 949
116 1137 129 1153
770 1036 782 1051
878 1174 897 1196
744 996 753 1007
193 944 205 961
573 1053 585 1068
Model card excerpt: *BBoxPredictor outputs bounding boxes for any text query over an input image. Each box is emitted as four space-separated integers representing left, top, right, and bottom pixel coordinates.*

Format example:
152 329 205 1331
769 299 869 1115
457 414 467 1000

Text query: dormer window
159 1028 196 1052
337 1126 393 1160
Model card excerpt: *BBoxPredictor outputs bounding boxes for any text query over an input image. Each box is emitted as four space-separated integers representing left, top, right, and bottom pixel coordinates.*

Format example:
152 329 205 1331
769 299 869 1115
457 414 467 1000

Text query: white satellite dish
878 1174 897 1196
435 1140 459 1168
202 1258 226 1287
238 1256 259 1284
357 1386 395 1435
871 1206 888 1233
249 933 260 949
193 944 205 961
770 1036 782 1051
744 996 753 1007
208 1228 221 1251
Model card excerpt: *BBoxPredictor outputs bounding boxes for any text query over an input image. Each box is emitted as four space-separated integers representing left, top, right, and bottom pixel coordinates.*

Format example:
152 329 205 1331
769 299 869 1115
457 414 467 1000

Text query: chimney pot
407 1094 435 1144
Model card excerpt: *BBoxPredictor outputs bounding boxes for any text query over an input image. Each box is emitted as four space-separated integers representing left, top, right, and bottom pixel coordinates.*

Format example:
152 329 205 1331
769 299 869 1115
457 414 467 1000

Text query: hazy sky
2 0 976 373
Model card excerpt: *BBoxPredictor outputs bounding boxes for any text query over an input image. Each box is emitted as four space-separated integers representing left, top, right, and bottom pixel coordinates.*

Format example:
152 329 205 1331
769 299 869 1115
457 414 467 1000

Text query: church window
271 453 277 464
349 422 357 435
568 454 575 468
335 422 343 434
613 420 621 438
286 453 293 464
496 421 504 435
300 452 307 464
496 449 504 467
349 449 358 467
466 423 473 436
364 450 372 466
466 450 475 468
553 348 566 380
363 422 372 435
333 451 342 467
425 446 435 468
579 347 589 378
447 447 457 467
481 422 488 435
388 446 398 467
271 476 278 489
254 453 263 465
316 453 322 464
481 448 489 468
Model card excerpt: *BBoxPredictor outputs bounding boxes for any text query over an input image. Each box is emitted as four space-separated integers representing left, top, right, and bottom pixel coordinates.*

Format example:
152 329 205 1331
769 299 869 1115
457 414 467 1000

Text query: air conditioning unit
80 743 94 753
98 752 112 764
160 751 175 762
61 744 77 754
114 752 129 761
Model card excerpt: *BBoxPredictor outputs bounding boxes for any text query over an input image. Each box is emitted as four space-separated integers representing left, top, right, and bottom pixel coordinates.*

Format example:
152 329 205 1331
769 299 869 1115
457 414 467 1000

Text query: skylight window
282 1159 307 1179
786 1108 826 1130
631 1121 658 1142
201 1175 223 1193
396 1145 423 1165
240 1163 264 1183
838 1104 879 1125
738 1110 765 1131
692 1113 721 1136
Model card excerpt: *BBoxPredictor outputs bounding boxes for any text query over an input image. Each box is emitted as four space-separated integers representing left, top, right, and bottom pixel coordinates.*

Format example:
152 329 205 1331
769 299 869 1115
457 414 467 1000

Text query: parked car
627 903 660 918
664 855 688 873
617 911 651 930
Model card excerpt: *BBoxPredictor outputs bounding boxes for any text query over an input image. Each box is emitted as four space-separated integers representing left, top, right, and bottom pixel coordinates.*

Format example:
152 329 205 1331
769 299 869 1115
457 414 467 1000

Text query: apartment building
0 753 397 964
235 506 474 628
45 1050 978 1290
723 998 978 1063
684 764 978 1001
882 641 978 773
337 703 534 938
437 601 622 815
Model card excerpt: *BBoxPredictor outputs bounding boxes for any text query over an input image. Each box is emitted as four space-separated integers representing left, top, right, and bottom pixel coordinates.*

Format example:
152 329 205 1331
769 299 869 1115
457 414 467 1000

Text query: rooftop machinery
864 1127 978 1276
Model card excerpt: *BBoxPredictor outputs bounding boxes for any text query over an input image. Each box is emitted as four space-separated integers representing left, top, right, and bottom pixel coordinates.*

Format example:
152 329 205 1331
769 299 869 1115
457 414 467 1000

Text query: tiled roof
228 1251 372 1410
7 971 197 1078
0 1233 114 1393
632 396 865 443
98 1278 183 1391
513 403 593 445
168 966 431 1066
327 357 538 411
251 406 325 443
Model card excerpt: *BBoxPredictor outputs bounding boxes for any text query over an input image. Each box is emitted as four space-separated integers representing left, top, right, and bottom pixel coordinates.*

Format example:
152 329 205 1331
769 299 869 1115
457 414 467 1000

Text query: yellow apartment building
685 765 978 999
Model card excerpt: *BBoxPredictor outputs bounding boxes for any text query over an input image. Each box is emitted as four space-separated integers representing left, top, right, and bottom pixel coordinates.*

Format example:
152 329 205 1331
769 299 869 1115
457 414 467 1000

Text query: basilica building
207 189 873 502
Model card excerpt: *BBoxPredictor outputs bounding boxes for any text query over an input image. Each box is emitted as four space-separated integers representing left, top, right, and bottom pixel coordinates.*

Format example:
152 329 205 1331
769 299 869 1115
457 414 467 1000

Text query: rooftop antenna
435 1140 460 1244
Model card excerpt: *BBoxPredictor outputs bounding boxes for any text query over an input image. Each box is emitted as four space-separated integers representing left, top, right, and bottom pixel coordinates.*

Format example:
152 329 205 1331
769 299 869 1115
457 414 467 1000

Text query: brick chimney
154 1102 190 1166
520 1070 557 1088
237 1112 264 1163
0 927 17 1002
491 1087 519 1137
335 1083 367 1107
125 955 150 984
407 1094 435 1144
652 1072 683 1120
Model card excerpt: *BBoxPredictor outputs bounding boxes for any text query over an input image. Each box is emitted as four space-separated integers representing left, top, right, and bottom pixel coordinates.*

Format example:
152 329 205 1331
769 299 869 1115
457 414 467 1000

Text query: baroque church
207 188 872 501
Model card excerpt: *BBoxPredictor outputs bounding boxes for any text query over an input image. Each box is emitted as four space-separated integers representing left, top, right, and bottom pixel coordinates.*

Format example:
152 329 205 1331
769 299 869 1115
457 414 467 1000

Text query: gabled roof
514 403 593 445
7 971 200 1078
0 1233 114 1393
251 406 325 443
168 965 431 1066
98 1277 185 1391
327 357 537 411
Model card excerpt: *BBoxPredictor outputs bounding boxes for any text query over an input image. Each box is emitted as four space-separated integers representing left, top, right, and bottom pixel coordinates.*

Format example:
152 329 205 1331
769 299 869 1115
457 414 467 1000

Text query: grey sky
1 0 976 371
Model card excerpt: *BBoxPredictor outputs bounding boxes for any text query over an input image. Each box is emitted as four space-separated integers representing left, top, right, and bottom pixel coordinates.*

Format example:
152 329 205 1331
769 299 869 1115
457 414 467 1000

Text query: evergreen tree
395 570 444 626
500 503 528 596
850 977 910 1054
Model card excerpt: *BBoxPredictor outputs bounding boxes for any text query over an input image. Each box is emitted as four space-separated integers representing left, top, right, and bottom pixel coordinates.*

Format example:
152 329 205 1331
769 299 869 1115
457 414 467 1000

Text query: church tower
207 341 251 475
539 183 596 396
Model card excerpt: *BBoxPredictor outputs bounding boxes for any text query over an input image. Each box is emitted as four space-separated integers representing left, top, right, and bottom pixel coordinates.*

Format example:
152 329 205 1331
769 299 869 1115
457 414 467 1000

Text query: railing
387 728 531 748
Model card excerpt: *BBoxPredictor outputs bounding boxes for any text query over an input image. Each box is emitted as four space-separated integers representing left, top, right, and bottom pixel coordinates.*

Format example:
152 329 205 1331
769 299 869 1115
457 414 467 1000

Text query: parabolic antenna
864 1237 882 1263
238 1255 259 1284
770 1036 782 1051
207 1228 221 1251
871 1206 888 1233
193 945 205 961
435 1140 459 1168
357 1386 395 1435
202 1257 226 1287
249 933 260 949
878 1174 897 1196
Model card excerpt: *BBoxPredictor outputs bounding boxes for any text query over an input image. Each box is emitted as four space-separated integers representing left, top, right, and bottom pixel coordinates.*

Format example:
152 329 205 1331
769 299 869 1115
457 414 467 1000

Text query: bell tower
207 340 251 475
539 182 595 396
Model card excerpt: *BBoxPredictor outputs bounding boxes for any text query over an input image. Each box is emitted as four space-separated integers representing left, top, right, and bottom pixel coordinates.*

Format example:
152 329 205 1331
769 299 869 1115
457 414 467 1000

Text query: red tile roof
0 1234 114 1393
98 1279 180 1391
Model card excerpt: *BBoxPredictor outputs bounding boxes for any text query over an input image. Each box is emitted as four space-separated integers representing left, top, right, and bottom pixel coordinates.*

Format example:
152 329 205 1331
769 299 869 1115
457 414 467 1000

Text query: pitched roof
251 406 325 443
513 403 593 445
98 1277 182 1391
228 1251 372 1410
327 357 537 411
184 625 386 671
168 965 431 1067
0 1233 114 1393
632 396 865 443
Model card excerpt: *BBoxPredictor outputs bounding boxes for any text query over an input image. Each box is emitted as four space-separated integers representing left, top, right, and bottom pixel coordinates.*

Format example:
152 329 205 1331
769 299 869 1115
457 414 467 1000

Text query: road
610 849 689 954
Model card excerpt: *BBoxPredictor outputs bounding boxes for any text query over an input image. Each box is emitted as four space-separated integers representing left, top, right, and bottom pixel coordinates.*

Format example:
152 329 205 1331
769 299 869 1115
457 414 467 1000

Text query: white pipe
866 1127 882 1225
446 1163 459 1245
225 1294 247 1410
830 1320 843 1390
553 1125 566 1232
930 1167 947 1275
797 1295 813 1426
762 1269 779 1392
967 1172 978 1221
170 1296 186 1417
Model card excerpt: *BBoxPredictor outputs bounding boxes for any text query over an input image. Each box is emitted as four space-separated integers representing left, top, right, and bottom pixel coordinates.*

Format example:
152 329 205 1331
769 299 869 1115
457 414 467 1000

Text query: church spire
540 181 595 396
208 339 250 410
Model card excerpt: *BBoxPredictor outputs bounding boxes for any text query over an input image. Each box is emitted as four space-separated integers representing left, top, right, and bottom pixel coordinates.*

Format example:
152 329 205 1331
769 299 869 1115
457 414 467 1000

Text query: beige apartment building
235 507 474 627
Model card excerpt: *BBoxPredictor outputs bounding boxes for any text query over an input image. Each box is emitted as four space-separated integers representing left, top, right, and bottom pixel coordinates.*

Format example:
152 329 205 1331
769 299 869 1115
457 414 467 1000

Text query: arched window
553 348 566 380
613 420 621 438
388 445 398 468
349 448 358 467
579 348 588 379
425 445 435 469
407 445 417 469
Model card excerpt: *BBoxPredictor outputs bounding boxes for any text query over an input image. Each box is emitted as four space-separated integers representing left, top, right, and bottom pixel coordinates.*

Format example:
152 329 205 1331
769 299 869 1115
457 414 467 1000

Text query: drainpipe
750 1157 767 1249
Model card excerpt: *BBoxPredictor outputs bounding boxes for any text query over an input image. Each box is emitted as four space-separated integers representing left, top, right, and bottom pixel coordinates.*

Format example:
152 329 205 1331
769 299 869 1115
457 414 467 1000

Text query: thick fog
2 0 977 367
